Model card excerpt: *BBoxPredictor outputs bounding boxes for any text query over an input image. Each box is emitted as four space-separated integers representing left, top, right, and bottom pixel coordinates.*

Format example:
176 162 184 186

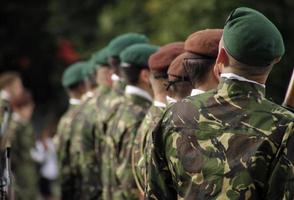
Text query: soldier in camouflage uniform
69 48 113 200
97 33 149 199
9 90 38 200
147 7 294 200
145 29 222 199
104 43 158 200
54 62 87 200
0 72 24 199
131 42 185 195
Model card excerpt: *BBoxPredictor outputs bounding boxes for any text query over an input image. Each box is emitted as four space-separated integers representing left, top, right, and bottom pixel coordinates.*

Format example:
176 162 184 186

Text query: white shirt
69 98 81 105
166 96 177 104
190 89 205 96
31 139 59 180
221 73 265 88
153 100 166 108
125 85 153 102
111 74 120 81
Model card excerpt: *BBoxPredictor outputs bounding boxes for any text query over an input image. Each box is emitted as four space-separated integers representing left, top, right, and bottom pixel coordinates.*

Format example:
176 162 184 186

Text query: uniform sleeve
146 114 177 200
266 120 294 200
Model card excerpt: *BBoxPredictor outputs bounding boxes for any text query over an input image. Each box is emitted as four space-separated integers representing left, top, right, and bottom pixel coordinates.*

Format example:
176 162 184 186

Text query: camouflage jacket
0 93 12 199
147 78 294 200
54 102 81 199
96 82 126 200
0 94 12 149
104 92 151 200
70 85 111 200
132 104 165 194
9 116 38 200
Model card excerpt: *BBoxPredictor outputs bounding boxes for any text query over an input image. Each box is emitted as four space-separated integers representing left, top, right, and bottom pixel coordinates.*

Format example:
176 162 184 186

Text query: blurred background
1 0 294 133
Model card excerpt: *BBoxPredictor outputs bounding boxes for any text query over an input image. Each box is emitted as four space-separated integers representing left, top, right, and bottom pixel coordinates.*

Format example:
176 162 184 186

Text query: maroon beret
185 29 223 58
168 52 198 81
148 42 185 75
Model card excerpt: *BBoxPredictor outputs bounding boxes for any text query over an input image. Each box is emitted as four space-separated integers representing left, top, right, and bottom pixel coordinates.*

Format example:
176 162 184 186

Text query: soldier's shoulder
262 98 294 121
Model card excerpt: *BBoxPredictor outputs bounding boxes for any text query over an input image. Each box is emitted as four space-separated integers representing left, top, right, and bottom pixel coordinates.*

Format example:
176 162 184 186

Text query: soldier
70 47 113 200
131 42 185 195
9 90 38 200
54 61 87 200
97 33 149 200
148 7 294 199
0 72 24 199
184 29 223 96
105 43 158 200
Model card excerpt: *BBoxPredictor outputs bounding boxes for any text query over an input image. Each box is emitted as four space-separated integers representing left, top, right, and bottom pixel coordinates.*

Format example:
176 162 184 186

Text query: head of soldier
167 53 194 101
184 29 222 92
0 71 24 100
92 47 113 87
107 33 149 80
62 61 87 99
120 43 159 97
215 7 285 84
82 60 98 92
148 42 185 104
11 89 34 122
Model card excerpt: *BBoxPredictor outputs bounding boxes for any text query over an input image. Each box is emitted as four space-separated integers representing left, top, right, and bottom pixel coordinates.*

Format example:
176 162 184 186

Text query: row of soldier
1 6 294 200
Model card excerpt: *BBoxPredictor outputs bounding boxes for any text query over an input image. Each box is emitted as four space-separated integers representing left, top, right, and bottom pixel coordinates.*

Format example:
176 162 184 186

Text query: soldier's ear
139 69 150 85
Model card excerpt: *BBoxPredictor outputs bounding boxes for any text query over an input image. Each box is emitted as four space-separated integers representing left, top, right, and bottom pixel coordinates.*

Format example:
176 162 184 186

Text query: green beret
82 60 96 78
120 44 159 68
108 33 149 58
223 7 285 66
92 47 109 67
62 61 86 87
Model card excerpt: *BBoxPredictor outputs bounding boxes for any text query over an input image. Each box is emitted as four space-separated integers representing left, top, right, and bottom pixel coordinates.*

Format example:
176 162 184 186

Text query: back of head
148 42 185 97
222 7 284 70
91 47 112 86
184 29 222 87
120 43 159 85
167 52 194 100
149 42 185 78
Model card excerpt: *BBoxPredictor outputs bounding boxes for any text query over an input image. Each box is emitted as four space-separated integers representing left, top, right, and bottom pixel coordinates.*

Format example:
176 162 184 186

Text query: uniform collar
69 98 81 105
220 73 265 88
125 85 153 102
190 89 205 96
153 100 166 108
111 74 120 81
166 96 177 105
218 76 266 99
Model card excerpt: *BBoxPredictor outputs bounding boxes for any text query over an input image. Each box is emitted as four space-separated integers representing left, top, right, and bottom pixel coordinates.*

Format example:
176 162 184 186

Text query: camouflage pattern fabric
147 78 294 200
103 93 151 200
54 103 81 200
70 85 111 200
96 81 126 200
131 105 164 194
0 96 12 199
9 117 38 200
0 96 12 149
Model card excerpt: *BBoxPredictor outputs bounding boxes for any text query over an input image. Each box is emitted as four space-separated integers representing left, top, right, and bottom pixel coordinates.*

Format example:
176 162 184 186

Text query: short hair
67 80 85 91
183 55 215 86
121 65 148 85
0 72 21 89
168 82 193 99
227 54 273 76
